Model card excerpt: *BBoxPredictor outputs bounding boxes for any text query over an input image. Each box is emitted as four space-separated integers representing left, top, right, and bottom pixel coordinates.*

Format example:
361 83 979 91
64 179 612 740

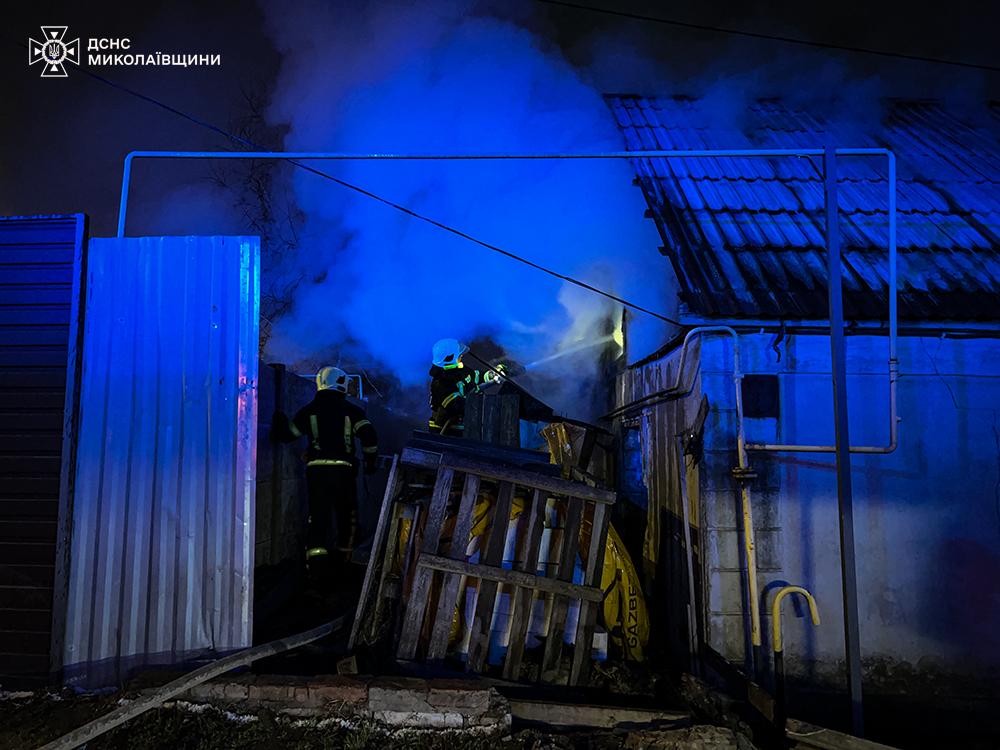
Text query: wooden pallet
360 444 615 685
463 392 521 447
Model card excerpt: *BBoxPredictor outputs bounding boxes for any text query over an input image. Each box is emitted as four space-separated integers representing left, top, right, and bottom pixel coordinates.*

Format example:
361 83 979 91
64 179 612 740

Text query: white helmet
432 338 467 369
316 366 349 393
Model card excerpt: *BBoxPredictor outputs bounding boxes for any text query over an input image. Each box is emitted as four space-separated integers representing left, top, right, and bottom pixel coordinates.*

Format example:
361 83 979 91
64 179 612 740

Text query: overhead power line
12 41 682 328
536 0 1000 73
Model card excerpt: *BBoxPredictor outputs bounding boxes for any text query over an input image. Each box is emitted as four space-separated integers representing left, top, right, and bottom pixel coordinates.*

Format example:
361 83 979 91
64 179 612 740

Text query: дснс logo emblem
28 26 81 78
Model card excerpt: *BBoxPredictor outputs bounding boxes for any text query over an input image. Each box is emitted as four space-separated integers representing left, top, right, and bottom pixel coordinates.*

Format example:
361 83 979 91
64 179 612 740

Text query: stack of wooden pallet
350 433 616 686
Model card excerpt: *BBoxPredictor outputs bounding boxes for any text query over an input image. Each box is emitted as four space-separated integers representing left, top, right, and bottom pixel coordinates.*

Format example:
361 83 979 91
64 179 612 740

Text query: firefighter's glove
485 362 507 384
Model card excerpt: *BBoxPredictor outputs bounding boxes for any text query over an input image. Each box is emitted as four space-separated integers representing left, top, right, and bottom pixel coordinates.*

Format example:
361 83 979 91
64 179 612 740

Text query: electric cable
7 36 683 327
536 0 1000 73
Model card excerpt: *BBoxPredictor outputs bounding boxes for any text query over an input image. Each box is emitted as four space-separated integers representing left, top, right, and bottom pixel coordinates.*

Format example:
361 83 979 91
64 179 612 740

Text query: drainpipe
732 361 764 676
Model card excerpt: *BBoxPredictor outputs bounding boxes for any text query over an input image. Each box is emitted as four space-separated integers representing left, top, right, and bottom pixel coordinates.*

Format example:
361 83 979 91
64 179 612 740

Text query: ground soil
0 692 749 750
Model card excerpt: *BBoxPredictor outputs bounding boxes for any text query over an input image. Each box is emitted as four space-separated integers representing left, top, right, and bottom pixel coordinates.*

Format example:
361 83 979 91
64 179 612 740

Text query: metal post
824 145 864 735
270 363 285 565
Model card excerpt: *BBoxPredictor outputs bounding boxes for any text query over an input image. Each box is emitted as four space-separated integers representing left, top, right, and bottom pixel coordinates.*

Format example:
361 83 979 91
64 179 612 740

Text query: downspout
732 352 764 671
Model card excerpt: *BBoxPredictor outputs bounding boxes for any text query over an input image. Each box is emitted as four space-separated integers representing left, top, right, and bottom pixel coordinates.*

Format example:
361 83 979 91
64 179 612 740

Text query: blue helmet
432 338 467 369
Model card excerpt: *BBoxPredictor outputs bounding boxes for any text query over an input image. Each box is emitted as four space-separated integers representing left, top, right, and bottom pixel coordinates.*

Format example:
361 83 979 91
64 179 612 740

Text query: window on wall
741 374 780 419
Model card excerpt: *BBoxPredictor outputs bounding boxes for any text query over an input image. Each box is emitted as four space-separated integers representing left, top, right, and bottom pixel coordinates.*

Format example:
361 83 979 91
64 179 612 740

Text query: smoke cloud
235 0 996 421
258 0 668 418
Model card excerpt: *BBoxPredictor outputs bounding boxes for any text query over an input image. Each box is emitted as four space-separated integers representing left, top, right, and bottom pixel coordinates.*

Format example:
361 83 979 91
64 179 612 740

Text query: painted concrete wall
697 331 1000 692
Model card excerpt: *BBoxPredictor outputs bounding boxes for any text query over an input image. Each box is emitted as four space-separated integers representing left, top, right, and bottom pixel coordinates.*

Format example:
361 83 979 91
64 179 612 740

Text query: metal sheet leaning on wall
61 235 260 688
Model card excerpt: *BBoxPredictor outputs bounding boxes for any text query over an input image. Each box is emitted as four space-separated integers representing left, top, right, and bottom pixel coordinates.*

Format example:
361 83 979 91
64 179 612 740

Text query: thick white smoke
258 0 670 418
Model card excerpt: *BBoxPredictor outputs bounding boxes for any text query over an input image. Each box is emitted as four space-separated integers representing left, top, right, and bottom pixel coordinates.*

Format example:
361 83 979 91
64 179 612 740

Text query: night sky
3 1 996 235
3 0 998 399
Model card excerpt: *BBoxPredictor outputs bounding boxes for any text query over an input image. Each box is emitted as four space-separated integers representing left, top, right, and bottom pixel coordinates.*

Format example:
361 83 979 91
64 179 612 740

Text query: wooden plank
349 455 400 649
419 554 602 602
541 499 583 683
577 428 597 473
392 502 423 647
427 473 481 659
502 488 547 680
466 481 515 672
509 699 689 729
786 719 901 750
569 501 610 685
464 393 484 442
419 468 456 556
366 498 407 646
408 429 555 472
401 448 616 504
499 394 520 448
397 468 455 659
481 393 499 444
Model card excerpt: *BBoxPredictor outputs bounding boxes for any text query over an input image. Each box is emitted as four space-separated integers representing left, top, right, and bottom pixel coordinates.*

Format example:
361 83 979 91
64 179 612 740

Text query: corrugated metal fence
0 214 86 686
63 236 259 687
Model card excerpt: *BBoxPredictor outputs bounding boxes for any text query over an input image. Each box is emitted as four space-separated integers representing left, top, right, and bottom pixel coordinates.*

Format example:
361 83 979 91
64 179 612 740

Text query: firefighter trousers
305 464 358 567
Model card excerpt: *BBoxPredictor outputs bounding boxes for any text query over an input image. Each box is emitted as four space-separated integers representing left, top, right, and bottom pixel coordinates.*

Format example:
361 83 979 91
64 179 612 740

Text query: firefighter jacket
274 390 378 469
428 365 487 432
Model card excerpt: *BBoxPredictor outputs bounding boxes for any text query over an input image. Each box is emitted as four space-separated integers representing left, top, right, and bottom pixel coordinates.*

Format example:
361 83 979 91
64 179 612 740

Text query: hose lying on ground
36 615 348 750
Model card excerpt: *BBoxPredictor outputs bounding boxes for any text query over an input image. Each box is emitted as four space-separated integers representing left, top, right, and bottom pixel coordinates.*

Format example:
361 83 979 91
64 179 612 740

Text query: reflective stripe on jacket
277 390 378 466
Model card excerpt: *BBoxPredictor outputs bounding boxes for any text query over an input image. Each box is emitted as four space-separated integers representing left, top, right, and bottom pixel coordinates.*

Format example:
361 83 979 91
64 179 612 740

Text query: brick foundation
184 675 510 730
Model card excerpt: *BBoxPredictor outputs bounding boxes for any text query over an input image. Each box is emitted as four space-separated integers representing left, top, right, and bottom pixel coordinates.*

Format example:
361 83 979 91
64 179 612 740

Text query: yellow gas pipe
771 586 821 734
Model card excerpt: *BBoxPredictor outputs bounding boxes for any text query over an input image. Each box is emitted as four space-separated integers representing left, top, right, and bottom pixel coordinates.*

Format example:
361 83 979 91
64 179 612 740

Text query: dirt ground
0 691 751 750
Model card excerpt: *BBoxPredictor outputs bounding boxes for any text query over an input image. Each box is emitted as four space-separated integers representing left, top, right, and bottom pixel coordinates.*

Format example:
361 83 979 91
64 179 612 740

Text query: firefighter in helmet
428 338 503 436
273 366 378 584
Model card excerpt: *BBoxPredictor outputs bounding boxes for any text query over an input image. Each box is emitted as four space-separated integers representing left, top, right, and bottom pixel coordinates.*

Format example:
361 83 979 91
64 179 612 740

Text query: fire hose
36 615 348 750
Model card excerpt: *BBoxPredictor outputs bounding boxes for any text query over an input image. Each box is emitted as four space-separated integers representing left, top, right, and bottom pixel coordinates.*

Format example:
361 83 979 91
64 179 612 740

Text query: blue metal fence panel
63 235 259 687
0 214 86 686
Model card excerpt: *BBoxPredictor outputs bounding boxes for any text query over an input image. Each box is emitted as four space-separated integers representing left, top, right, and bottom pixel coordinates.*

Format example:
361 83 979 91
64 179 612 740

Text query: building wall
697 331 1000 693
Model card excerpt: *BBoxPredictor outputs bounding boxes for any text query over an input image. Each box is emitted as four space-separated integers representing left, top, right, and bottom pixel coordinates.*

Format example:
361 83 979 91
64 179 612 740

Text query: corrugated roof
606 95 1000 321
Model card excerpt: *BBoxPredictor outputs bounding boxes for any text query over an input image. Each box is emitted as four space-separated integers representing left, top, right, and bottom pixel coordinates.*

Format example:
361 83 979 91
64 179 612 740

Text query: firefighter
428 338 503 436
273 366 378 586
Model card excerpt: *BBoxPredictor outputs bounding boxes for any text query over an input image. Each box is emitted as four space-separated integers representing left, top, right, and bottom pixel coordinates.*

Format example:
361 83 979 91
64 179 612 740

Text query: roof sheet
606 95 1000 321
